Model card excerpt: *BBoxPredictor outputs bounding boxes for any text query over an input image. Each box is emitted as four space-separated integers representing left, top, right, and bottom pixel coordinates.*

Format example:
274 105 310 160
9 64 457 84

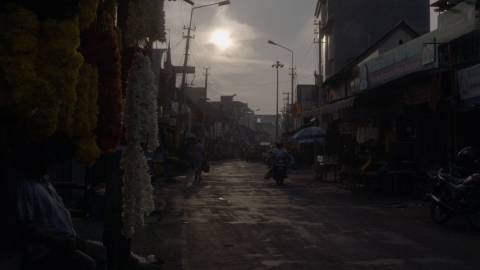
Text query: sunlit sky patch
210 30 232 50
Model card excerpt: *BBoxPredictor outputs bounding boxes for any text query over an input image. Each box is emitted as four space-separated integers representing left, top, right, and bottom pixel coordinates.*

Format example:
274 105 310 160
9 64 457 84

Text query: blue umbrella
292 126 326 144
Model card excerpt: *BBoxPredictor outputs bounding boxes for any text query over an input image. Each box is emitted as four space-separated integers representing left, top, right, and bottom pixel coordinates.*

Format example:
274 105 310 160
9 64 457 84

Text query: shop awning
303 97 355 118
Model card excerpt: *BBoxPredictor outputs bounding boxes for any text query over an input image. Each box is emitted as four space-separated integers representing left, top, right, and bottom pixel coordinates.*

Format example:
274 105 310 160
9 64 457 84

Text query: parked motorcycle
428 168 480 229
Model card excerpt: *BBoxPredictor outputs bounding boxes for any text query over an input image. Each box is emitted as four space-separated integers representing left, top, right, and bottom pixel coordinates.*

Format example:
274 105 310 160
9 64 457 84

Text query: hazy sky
165 0 438 114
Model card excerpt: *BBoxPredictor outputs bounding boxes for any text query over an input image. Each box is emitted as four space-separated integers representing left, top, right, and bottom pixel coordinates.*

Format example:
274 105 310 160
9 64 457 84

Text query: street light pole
268 40 295 131
180 1 230 111
272 61 284 142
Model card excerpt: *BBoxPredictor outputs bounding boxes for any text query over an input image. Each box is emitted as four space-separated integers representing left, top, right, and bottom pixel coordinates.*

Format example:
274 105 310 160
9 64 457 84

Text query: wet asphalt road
133 160 480 270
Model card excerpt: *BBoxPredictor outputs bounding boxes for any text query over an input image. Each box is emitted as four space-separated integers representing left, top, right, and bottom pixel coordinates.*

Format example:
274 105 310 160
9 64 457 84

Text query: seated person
9 139 104 270
17 165 105 270
15 141 159 270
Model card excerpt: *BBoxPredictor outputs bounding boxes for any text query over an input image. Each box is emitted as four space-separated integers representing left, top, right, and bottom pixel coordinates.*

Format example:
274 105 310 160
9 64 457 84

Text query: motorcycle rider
455 146 480 177
448 146 480 202
429 146 480 227
264 142 294 179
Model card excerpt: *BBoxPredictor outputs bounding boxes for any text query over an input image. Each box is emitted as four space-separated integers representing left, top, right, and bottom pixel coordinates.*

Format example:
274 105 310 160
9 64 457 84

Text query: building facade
309 0 480 193
315 0 430 82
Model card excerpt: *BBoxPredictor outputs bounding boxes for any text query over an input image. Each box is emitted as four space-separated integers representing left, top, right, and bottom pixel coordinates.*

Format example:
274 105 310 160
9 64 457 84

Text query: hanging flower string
121 52 159 237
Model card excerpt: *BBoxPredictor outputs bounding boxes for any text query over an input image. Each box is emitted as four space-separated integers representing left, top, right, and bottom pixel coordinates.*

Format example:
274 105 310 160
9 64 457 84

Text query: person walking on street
189 137 206 183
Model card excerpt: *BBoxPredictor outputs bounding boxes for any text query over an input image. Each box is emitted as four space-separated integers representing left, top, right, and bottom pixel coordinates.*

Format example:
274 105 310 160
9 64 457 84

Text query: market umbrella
292 126 326 144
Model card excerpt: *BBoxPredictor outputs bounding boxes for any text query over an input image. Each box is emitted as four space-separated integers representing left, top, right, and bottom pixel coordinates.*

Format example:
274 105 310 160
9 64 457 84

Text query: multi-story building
294 84 320 128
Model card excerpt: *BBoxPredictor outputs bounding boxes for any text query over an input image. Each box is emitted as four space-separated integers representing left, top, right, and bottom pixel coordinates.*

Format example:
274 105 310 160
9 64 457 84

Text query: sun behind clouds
210 29 232 50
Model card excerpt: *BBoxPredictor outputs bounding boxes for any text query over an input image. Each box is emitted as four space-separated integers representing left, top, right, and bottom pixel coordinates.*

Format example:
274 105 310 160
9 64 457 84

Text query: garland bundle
125 0 166 47
121 53 159 237
81 27 123 152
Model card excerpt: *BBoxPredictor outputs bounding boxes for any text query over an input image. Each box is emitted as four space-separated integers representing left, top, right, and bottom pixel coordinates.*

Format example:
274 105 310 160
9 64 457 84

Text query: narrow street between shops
132 161 480 270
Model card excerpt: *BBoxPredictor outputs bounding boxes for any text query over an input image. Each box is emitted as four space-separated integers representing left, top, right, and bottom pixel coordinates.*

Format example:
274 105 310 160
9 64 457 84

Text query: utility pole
267 40 295 132
289 63 296 117
283 92 290 133
283 92 289 114
179 1 231 112
272 61 284 142
285 66 295 133
179 10 195 112
204 67 209 94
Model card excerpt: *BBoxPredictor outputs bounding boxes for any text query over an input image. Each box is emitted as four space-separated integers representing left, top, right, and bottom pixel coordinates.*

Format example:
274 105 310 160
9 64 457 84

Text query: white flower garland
121 53 159 238
124 53 159 151
120 144 154 237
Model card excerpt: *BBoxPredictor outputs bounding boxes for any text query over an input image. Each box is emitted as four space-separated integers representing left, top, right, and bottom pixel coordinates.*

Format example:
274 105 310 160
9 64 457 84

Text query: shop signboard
359 33 437 91
458 63 480 102
422 43 436 65
359 1 479 91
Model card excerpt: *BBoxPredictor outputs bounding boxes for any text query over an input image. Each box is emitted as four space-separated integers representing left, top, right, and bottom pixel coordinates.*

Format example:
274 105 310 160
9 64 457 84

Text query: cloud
165 2 264 70
164 0 318 114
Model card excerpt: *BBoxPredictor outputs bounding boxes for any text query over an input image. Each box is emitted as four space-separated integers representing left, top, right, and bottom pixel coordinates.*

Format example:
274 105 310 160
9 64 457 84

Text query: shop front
457 63 480 151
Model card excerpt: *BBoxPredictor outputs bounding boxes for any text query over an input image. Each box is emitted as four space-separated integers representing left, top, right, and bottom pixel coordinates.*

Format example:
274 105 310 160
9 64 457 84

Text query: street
133 161 480 270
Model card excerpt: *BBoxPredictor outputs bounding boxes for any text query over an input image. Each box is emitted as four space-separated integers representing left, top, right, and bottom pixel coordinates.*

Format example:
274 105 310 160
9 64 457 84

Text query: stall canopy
291 126 326 144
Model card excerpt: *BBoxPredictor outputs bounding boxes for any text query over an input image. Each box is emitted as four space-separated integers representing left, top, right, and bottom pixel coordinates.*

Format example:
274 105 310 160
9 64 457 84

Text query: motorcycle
428 168 480 229
272 159 288 186
264 150 292 186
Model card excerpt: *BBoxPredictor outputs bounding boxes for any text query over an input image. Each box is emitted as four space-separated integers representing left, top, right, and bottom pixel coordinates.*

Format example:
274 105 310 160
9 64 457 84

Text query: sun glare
210 30 232 50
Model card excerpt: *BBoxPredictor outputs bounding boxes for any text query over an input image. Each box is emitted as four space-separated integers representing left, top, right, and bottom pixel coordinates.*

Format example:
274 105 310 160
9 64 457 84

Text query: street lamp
268 40 295 131
272 61 284 142
180 0 231 111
